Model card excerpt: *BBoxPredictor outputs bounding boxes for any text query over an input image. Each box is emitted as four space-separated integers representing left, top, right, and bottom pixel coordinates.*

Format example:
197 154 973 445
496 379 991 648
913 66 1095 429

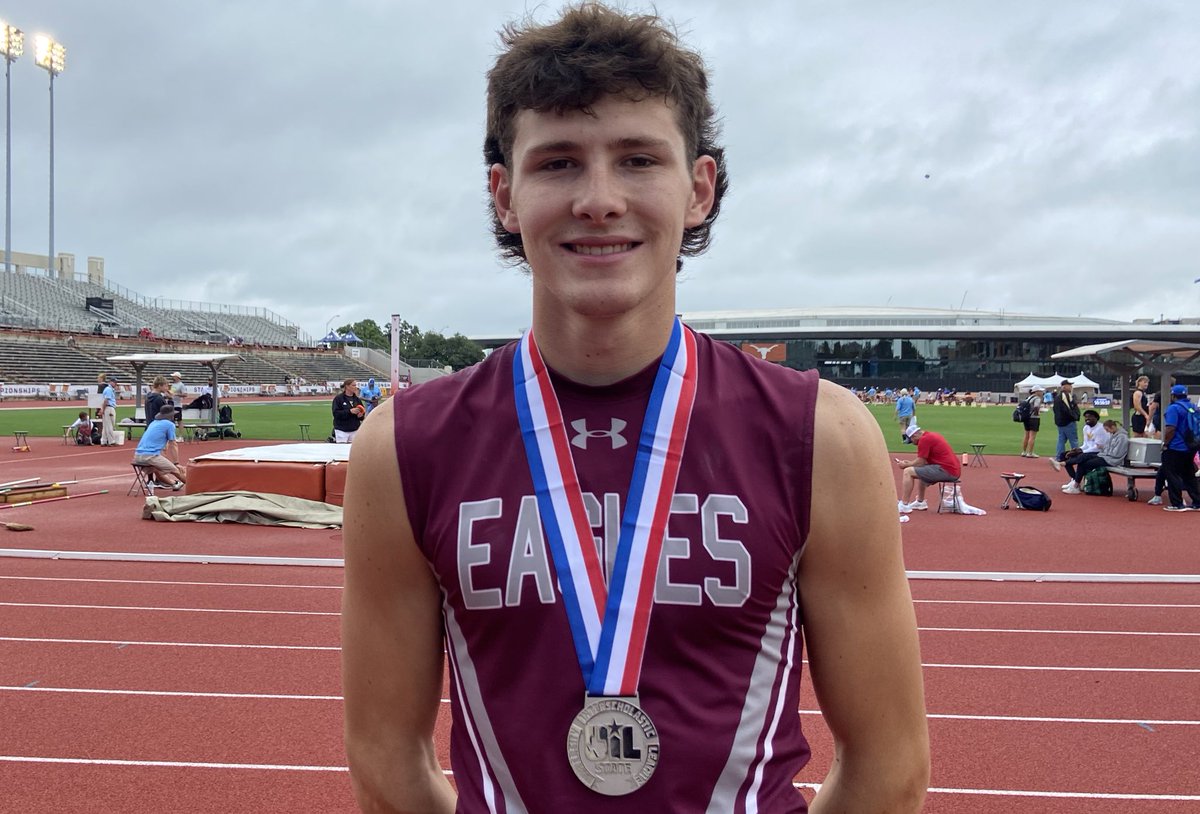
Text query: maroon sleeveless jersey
395 331 819 813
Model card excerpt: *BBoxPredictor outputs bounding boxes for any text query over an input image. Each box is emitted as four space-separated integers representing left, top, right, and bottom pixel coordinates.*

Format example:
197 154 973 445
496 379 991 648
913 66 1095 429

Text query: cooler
1127 438 1161 466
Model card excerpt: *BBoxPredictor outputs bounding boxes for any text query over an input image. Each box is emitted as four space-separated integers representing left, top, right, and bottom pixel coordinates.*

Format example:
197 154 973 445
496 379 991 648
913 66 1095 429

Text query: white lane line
0 602 338 617
0 550 342 567
916 599 1200 609
0 755 349 772
7 687 1200 729
4 639 1195 671
916 786 1200 802
920 626 1200 637
920 662 1200 674
0 757 1195 801
0 637 338 651
1 686 341 701
0 576 340 590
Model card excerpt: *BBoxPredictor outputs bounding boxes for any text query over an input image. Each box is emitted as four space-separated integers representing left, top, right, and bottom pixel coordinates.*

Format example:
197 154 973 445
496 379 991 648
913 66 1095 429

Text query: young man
1052 379 1081 462
342 5 927 812
894 424 961 512
1060 419 1128 495
1051 409 1108 492
132 404 186 490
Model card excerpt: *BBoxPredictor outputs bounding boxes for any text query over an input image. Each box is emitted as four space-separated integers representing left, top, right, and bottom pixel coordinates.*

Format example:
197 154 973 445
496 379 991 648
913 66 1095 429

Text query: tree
335 319 387 348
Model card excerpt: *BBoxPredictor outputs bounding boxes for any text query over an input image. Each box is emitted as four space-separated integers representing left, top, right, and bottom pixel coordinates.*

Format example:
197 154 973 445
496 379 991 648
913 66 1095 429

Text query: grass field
0 401 336 444
1 398 1110 457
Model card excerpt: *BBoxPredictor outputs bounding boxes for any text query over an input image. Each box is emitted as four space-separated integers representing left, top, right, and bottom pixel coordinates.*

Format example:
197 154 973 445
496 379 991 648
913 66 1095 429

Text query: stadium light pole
0 23 22 274
34 34 65 279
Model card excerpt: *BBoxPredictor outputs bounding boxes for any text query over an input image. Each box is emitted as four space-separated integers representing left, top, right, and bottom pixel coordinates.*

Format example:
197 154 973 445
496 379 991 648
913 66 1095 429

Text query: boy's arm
802 381 930 813
342 400 456 813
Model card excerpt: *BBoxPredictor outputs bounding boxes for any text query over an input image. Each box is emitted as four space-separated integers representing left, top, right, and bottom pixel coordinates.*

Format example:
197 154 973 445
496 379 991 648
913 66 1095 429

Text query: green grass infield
1 398 1114 457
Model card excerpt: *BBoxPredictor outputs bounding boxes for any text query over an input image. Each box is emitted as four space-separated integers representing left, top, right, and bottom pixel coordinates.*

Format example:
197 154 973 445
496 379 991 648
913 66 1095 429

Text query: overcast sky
3 1 1198 341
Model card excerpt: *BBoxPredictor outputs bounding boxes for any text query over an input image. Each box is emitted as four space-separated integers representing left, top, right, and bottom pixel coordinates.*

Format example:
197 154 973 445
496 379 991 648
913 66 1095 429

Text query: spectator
145 376 172 425
1052 379 1080 462
360 377 382 414
1059 420 1129 495
66 410 95 446
170 372 186 405
1160 384 1200 511
1050 409 1109 492
331 378 365 444
132 405 187 490
894 424 961 512
1129 375 1151 437
1019 386 1044 457
98 374 119 446
894 387 915 435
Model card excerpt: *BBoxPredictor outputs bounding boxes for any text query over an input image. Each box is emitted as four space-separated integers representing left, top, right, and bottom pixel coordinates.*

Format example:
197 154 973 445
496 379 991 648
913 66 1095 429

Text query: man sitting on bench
1050 409 1107 490
132 405 187 491
1058 420 1128 495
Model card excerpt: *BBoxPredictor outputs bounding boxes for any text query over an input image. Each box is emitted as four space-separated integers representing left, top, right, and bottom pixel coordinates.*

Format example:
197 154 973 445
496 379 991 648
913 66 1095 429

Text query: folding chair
936 479 964 514
128 464 157 497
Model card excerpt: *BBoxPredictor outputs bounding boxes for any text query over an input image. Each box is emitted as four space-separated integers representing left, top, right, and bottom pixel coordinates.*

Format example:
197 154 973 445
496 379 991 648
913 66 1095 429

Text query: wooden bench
1106 465 1159 502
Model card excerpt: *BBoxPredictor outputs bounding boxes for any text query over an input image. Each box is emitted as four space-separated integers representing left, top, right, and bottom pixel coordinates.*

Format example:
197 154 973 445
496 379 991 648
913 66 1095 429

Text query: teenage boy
342 5 928 813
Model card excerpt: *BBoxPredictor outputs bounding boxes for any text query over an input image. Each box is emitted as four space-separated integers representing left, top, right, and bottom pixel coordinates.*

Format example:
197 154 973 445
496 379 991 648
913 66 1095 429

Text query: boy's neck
531 309 677 387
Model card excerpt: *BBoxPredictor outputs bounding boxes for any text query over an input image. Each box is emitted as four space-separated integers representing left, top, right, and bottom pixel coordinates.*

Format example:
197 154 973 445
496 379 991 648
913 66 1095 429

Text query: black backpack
218 404 233 423
1013 486 1052 511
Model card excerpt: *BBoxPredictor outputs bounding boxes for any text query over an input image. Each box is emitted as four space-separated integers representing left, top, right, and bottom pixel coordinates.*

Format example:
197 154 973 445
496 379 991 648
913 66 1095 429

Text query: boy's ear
490 164 521 234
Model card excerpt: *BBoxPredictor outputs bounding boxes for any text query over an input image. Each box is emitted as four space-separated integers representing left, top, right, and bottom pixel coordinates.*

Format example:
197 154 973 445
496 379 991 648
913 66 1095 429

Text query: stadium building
475 306 1200 394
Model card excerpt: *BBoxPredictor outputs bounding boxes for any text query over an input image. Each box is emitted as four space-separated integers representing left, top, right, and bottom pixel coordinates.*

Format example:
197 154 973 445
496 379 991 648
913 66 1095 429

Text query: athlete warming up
341 4 929 812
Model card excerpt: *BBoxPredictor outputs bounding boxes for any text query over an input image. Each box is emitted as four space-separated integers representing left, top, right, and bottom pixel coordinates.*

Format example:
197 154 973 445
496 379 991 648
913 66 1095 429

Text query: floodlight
0 23 23 61
34 34 65 75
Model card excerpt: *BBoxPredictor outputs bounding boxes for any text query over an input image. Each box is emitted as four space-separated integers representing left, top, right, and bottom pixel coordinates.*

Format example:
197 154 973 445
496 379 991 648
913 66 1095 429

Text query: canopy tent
320 331 343 344
1013 372 1100 393
106 352 243 424
1051 340 1200 428
341 331 361 344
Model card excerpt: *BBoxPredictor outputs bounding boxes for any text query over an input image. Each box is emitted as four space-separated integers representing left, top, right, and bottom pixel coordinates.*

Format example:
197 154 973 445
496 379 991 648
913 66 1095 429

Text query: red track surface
1 443 1198 811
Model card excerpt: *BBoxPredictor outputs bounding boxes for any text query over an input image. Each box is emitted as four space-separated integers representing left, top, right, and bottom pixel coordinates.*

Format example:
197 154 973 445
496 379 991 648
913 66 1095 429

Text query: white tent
1014 372 1099 392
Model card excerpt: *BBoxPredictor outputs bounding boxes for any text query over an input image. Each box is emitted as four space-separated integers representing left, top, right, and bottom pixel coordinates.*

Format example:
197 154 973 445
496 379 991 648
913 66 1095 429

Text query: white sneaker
1049 459 1062 472
1147 496 1163 506
909 500 929 511
1027 452 1039 458
897 500 913 514
1063 482 1082 494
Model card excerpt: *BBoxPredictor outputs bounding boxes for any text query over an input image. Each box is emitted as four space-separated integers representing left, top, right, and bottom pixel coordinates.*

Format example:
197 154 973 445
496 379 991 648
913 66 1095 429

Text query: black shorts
1023 416 1040 432
1131 414 1147 434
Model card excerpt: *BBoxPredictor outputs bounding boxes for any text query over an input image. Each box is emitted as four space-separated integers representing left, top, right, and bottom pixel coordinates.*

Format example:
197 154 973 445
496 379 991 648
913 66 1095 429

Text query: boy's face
490 95 715 321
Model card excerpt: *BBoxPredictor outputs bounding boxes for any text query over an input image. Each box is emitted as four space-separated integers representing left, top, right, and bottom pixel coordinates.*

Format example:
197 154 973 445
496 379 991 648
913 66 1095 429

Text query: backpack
1182 405 1200 451
218 404 233 424
1081 467 1113 496
1013 486 1052 511
1012 407 1023 423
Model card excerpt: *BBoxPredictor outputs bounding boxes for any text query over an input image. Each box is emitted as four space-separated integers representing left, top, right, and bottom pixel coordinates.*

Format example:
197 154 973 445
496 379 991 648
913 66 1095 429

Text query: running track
2 557 1197 812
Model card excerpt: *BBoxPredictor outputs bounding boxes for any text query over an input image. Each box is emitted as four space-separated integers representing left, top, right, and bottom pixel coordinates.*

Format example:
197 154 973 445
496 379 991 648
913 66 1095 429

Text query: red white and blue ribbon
513 318 698 696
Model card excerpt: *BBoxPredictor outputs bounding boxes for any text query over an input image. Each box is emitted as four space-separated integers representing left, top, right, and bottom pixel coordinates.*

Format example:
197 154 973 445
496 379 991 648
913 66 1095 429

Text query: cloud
3 0 1197 340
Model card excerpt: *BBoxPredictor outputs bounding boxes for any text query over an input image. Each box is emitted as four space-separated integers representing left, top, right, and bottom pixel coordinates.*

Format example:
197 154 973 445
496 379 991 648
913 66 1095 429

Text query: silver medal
566 696 660 795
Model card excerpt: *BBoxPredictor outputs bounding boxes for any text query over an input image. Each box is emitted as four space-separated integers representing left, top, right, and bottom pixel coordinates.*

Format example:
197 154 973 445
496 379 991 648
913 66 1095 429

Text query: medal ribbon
514 318 697 696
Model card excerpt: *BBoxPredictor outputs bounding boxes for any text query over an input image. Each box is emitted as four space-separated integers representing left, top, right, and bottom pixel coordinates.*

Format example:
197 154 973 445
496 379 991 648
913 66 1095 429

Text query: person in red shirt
894 424 961 512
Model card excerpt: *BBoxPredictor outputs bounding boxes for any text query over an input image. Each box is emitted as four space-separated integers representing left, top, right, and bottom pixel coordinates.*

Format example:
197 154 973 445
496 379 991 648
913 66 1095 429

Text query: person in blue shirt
133 405 187 490
1160 384 1200 511
894 388 916 435
360 377 382 414
99 374 120 446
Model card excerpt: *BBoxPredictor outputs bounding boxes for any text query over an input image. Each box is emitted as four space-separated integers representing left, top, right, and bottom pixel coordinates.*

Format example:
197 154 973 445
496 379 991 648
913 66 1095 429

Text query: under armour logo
748 344 781 360
571 418 627 450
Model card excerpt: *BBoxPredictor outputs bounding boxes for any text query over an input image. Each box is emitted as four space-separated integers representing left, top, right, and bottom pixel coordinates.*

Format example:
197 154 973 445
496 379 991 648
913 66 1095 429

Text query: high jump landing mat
185 443 351 506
